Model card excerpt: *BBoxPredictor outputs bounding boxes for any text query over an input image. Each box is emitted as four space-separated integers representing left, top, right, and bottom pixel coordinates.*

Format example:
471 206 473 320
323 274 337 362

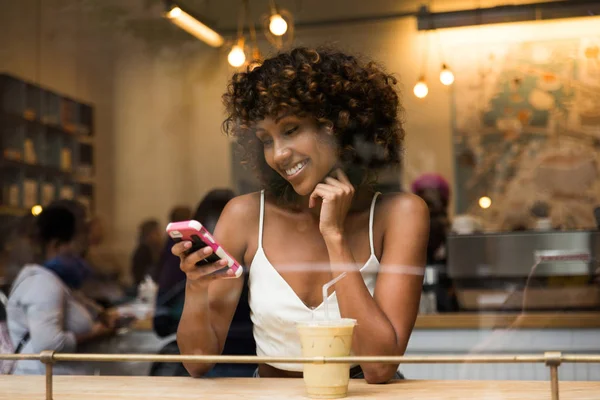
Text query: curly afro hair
223 47 404 202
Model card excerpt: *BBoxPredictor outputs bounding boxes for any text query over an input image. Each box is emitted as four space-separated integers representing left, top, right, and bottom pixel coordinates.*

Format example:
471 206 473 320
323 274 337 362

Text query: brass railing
2 352 600 400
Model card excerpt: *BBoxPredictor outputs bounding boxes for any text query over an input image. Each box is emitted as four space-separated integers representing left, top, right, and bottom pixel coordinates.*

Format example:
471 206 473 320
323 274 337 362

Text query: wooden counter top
0 376 598 399
414 312 600 330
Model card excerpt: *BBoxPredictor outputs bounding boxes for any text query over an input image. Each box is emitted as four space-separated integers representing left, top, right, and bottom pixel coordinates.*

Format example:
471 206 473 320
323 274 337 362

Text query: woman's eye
284 126 299 135
262 138 273 146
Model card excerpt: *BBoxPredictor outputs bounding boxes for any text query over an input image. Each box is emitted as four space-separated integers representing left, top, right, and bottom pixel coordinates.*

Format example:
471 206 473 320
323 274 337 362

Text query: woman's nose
273 143 292 165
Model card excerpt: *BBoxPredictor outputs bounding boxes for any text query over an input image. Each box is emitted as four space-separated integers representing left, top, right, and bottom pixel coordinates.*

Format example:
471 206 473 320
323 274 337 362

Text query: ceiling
181 0 420 31
99 0 565 47
176 0 564 32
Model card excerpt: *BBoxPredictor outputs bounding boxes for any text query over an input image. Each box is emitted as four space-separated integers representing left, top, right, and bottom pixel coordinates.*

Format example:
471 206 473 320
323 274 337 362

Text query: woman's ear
322 121 334 135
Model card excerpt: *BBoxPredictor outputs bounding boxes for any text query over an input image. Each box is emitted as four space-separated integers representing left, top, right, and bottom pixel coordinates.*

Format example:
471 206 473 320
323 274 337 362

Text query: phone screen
178 235 222 266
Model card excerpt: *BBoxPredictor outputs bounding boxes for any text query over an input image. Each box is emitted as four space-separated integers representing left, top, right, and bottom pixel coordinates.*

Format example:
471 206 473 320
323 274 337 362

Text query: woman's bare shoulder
213 192 262 260
377 192 429 224
219 192 262 226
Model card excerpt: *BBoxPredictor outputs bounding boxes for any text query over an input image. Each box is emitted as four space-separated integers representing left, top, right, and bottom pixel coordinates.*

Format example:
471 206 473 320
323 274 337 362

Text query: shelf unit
0 73 95 217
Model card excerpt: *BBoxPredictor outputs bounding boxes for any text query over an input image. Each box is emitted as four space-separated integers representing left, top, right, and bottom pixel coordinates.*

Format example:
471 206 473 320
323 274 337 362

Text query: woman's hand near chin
309 169 355 240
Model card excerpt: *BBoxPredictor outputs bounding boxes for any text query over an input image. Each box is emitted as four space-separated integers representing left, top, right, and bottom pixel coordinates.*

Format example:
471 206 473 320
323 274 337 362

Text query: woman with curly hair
173 47 429 383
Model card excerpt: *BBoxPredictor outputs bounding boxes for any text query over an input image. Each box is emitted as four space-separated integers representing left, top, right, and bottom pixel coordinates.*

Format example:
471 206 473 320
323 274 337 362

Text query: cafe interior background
1 0 600 380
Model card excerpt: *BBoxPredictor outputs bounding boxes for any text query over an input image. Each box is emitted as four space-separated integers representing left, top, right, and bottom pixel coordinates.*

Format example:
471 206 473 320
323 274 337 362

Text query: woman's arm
176 195 256 377
327 194 429 383
312 171 429 383
75 322 114 344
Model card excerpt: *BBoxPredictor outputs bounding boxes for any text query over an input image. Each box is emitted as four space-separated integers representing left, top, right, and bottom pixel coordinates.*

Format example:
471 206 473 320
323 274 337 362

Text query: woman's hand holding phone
168 220 244 284
172 241 235 283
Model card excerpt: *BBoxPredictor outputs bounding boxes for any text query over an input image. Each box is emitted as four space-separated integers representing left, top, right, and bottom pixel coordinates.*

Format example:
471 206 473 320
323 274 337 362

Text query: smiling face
255 115 338 196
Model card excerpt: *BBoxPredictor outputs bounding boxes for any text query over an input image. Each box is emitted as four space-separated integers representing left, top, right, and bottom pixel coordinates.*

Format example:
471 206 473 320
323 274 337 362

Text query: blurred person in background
411 173 451 265
6 204 116 375
46 200 109 312
82 216 132 307
411 173 458 312
131 219 162 290
151 188 257 377
49 199 90 258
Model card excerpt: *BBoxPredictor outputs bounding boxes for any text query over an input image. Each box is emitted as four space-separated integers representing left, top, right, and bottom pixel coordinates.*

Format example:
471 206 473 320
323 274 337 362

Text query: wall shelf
0 73 96 215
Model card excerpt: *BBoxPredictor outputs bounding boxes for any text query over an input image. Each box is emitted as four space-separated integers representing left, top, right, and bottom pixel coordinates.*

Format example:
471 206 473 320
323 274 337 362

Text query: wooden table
0 376 599 399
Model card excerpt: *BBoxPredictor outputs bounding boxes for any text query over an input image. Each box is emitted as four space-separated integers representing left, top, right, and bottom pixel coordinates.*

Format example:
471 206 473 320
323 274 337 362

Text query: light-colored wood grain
414 312 600 330
0 376 600 400
0 376 598 400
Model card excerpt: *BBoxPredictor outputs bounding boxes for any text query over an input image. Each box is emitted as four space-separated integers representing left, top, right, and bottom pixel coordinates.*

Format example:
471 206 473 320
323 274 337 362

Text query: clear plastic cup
297 318 357 399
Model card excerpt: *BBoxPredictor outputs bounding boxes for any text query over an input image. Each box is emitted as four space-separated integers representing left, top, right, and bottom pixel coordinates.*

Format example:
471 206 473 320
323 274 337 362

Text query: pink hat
411 174 450 202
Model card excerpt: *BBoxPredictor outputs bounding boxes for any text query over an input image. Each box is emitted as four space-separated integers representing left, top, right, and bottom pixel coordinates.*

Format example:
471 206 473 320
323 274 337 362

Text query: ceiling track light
164 1 224 48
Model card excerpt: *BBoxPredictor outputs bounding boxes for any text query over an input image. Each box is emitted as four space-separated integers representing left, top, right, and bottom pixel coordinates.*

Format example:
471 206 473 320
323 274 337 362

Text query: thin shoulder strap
258 190 265 249
369 192 381 256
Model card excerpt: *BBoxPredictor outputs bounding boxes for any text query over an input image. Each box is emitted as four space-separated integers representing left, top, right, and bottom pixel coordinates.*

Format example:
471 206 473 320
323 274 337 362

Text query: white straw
322 272 348 320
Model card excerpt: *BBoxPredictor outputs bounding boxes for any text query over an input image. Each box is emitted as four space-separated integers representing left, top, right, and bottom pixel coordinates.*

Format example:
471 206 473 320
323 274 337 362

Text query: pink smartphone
166 220 243 278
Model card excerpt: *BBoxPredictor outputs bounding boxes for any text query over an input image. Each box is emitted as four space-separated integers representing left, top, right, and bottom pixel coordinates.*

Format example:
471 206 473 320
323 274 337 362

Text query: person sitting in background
152 189 257 378
6 204 115 375
46 200 110 313
82 216 131 307
411 173 451 265
49 199 90 258
131 219 162 291
411 173 458 312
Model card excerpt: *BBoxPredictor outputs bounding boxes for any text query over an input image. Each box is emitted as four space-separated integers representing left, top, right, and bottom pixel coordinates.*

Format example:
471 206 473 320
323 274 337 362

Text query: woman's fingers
324 177 346 189
183 259 230 280
172 241 232 282
171 241 192 257
309 184 337 208
183 246 214 265
335 169 352 186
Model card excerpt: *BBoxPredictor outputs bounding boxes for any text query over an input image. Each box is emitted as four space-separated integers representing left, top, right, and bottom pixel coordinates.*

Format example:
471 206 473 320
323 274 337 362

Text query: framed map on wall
450 37 600 231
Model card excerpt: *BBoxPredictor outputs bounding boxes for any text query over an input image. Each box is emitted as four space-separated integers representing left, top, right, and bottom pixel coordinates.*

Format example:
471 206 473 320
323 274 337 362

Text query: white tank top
248 190 381 372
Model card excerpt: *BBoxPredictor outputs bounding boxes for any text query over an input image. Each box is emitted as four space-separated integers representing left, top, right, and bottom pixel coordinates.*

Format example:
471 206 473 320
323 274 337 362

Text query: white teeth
285 160 307 176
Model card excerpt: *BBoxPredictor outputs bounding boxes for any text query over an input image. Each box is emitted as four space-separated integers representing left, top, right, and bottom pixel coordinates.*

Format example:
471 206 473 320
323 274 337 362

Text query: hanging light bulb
440 64 455 86
262 3 294 49
479 196 492 209
228 41 246 67
413 76 429 99
31 205 43 216
269 13 288 36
